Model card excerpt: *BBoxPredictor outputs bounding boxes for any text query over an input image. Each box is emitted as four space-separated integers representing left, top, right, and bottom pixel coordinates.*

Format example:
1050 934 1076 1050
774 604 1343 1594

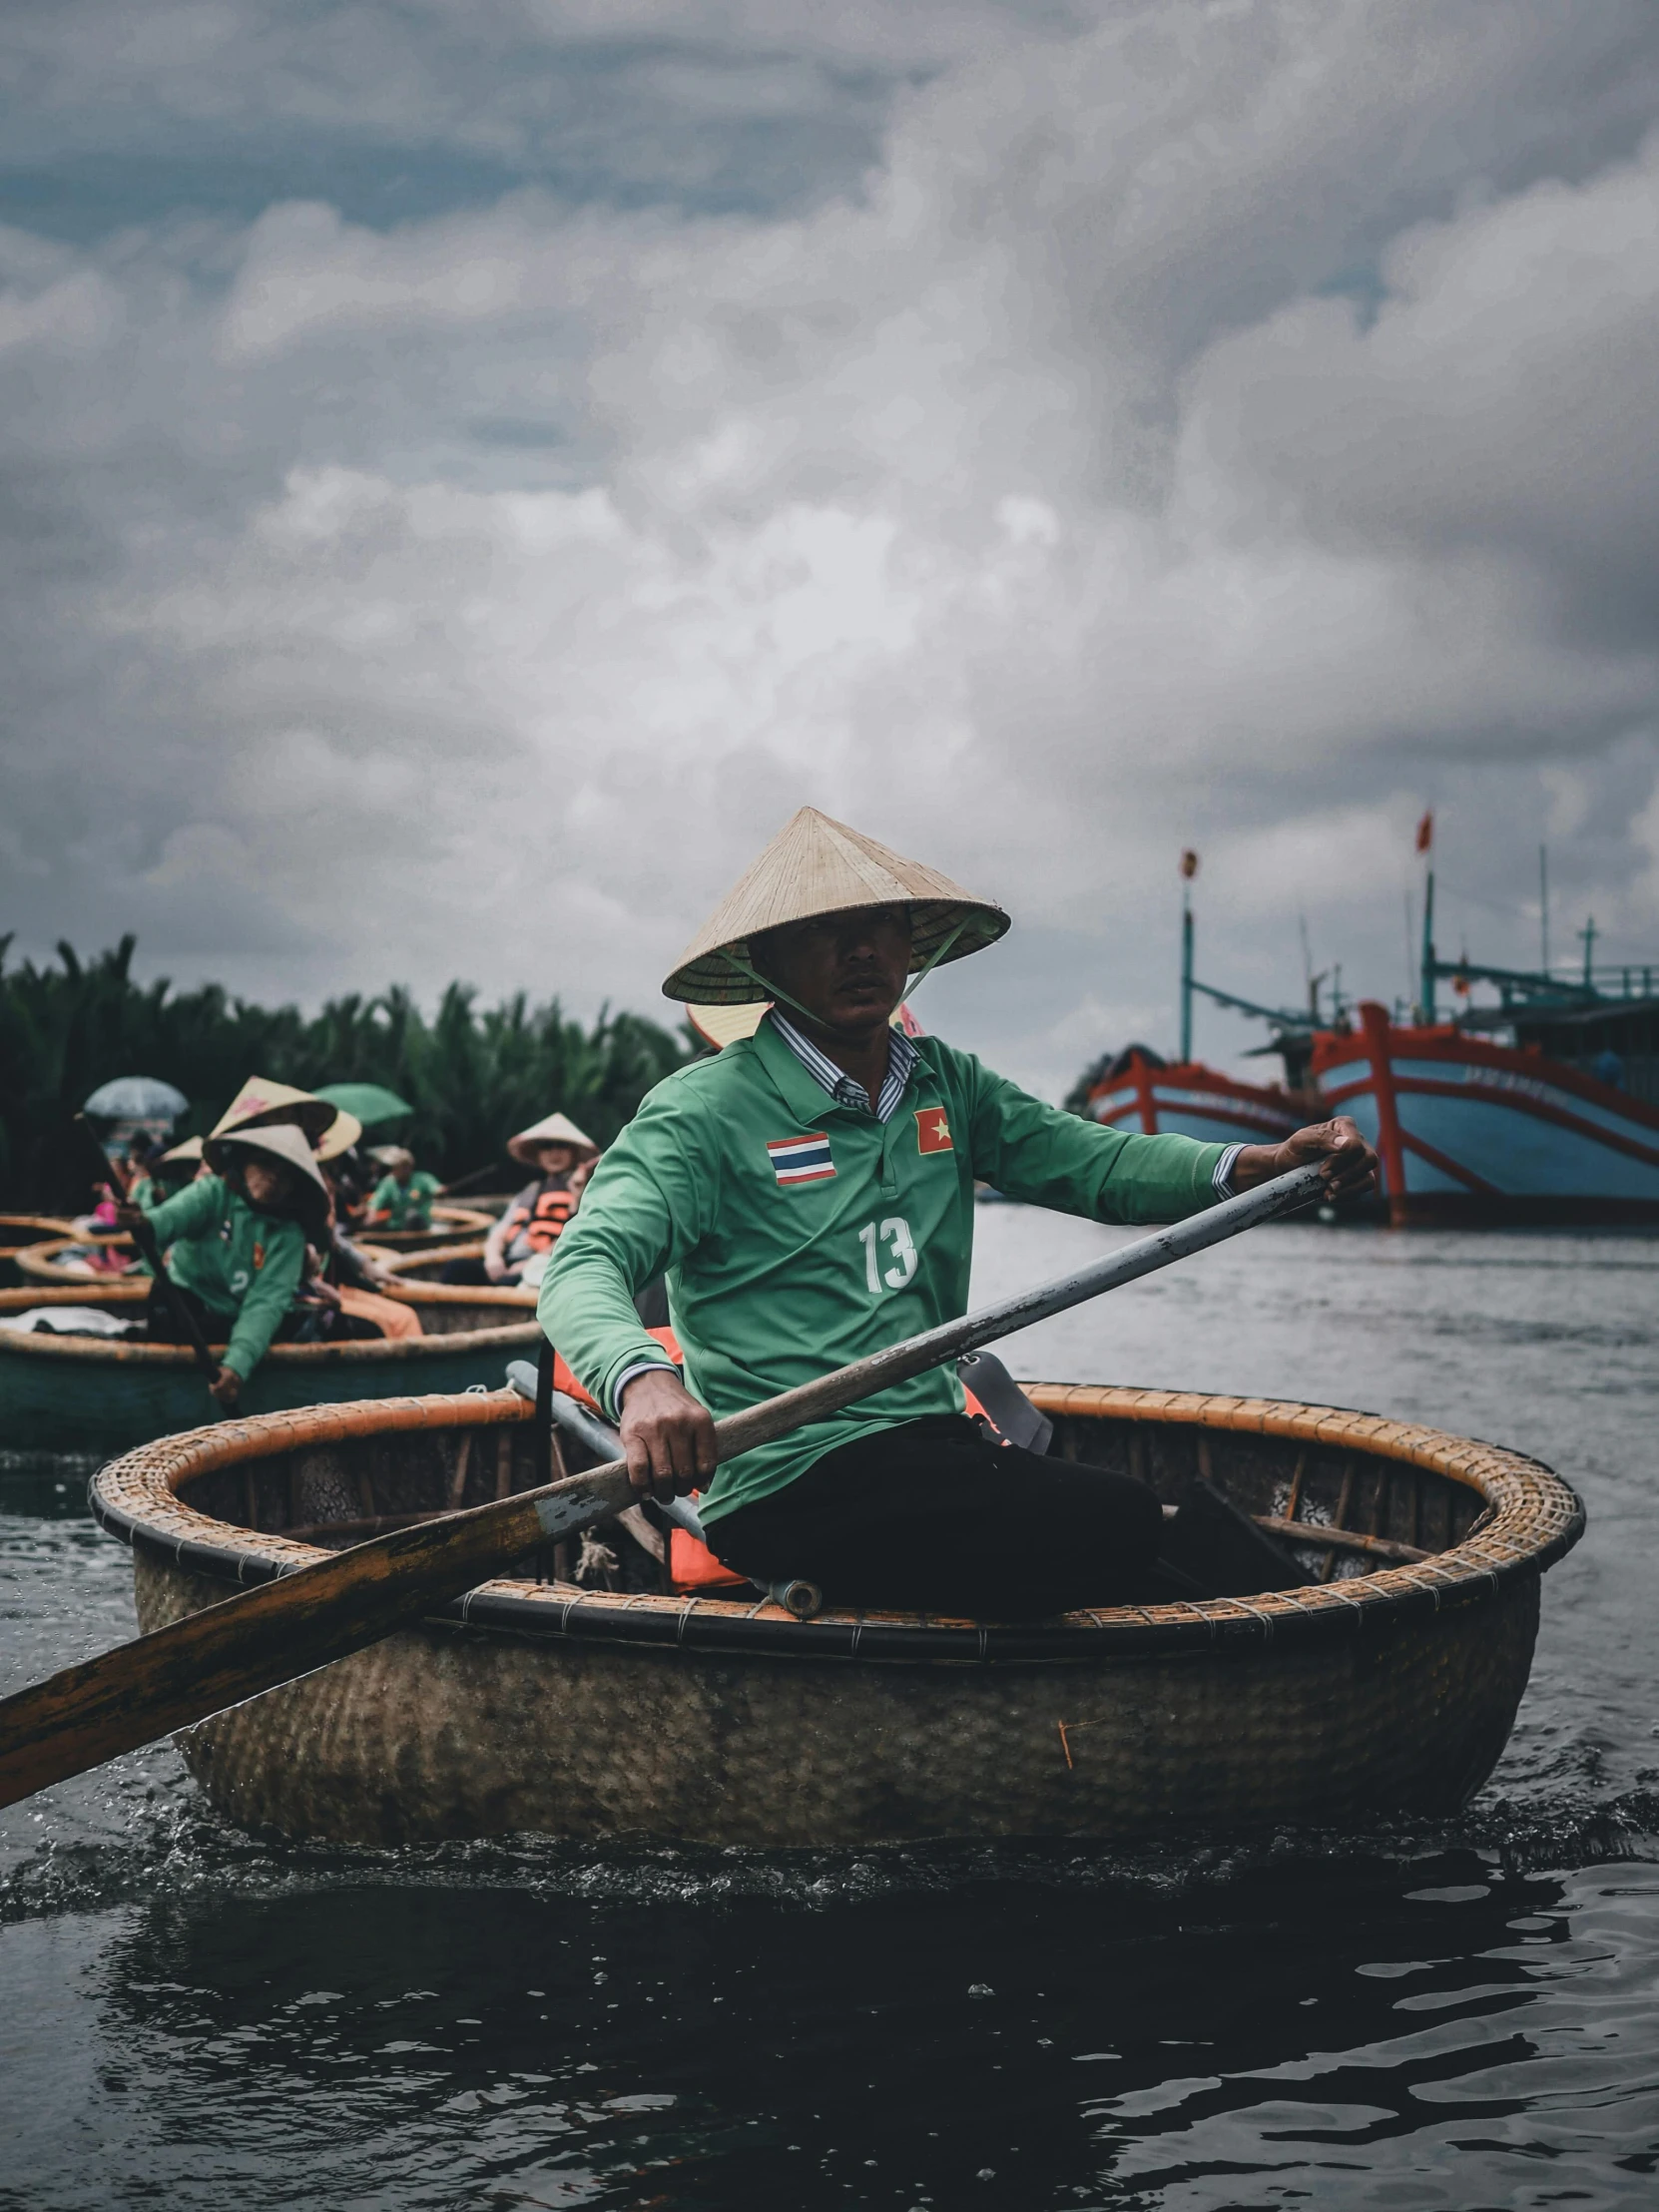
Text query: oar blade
0 1468 628 1810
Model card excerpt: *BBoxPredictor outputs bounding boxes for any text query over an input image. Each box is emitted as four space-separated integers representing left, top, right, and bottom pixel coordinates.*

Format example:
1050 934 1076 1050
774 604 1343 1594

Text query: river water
2 1212 1656 2208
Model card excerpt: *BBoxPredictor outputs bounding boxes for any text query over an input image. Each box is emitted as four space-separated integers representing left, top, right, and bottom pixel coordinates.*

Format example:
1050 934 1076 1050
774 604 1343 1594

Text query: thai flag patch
767 1132 835 1186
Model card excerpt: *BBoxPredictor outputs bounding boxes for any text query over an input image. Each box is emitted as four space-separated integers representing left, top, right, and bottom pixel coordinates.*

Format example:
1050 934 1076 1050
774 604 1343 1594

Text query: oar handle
691 1159 1330 1472
519 1162 1329 1535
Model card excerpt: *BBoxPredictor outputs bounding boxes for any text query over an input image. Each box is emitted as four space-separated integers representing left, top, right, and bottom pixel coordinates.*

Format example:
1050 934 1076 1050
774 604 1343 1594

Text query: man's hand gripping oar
0 1162 1325 1811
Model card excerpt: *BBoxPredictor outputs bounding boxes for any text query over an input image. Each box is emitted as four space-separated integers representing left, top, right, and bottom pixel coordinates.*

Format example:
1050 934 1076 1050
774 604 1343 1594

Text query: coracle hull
93 1383 1582 1848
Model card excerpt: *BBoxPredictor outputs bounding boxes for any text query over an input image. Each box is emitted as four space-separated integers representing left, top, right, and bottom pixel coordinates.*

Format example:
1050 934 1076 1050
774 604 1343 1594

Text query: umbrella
83 1076 189 1123
312 1082 414 1128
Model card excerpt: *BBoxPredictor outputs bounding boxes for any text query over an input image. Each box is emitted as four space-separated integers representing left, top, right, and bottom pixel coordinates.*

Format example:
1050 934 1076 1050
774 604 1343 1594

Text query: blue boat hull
1316 1005 1659 1227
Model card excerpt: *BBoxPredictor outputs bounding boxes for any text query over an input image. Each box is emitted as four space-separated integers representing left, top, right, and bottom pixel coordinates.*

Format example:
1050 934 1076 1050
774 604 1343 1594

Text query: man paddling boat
363 1145 441 1233
543 809 1377 1616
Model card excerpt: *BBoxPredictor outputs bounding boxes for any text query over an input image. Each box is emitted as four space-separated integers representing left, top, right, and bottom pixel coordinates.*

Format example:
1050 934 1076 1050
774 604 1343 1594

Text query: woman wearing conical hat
543 808 1376 1617
442 1113 599 1287
116 1122 332 1409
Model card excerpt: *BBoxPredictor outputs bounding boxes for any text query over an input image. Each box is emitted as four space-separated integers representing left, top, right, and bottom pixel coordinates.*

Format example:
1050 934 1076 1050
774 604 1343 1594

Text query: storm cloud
3 0 1658 1093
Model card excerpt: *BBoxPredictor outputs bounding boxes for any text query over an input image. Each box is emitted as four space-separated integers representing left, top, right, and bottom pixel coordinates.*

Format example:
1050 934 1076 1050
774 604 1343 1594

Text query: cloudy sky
3 0 1658 1096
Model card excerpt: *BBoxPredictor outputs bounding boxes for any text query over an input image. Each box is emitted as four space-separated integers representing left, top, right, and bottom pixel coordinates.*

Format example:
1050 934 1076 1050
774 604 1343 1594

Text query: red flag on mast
1179 848 1199 879
1414 811 1433 854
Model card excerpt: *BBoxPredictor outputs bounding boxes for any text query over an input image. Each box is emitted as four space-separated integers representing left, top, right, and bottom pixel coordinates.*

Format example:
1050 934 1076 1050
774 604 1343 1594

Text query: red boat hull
1083 1053 1304 1149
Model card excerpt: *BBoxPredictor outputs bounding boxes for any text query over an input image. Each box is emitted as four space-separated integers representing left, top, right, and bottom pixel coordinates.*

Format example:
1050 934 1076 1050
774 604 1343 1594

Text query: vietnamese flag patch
915 1106 954 1155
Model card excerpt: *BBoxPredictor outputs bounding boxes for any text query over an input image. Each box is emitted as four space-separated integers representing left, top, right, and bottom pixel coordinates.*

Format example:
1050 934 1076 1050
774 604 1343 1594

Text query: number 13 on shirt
858 1217 918 1294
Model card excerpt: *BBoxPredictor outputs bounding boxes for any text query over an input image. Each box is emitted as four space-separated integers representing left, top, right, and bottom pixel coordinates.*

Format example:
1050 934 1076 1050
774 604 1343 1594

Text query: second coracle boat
0 1282 539 1454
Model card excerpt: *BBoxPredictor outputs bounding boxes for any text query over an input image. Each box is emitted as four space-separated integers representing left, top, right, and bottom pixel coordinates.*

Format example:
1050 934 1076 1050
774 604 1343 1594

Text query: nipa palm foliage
0 935 698 1210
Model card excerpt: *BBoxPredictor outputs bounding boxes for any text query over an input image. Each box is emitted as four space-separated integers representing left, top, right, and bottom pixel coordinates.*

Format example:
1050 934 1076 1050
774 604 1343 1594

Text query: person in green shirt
117 1121 330 1409
543 807 1377 1617
364 1147 441 1232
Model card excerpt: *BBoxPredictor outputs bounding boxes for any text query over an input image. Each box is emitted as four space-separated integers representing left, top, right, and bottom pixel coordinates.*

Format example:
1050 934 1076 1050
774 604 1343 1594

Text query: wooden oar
72 1114 221 1391
439 1161 509 1198
0 1161 1324 1810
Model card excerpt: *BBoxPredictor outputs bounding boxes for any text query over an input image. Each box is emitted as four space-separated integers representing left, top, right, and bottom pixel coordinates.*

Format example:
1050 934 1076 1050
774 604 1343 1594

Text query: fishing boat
1074 1047 1304 1148
0 1283 539 1455
1314 1003 1659 1228
89 1380 1582 1846
1117 846 1659 1227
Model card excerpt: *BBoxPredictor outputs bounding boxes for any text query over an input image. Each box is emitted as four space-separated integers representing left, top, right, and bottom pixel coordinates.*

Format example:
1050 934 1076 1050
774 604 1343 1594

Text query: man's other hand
209 1364 242 1409
617 1368 717 1498
1232 1116 1379 1200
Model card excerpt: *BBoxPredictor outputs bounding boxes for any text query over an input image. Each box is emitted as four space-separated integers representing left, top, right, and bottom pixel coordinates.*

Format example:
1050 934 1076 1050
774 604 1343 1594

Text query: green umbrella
312 1082 414 1129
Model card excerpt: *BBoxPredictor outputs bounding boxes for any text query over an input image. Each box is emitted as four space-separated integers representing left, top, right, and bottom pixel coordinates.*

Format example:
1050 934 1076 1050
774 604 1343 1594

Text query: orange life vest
505 1179 576 1257
550 1327 746 1593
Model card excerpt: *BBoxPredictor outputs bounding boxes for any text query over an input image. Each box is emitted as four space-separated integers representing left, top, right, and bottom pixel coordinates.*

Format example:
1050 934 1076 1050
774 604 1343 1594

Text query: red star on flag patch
915 1106 953 1155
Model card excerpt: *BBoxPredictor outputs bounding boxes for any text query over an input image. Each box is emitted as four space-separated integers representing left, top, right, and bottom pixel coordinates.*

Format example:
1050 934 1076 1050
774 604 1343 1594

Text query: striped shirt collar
765 1008 918 1124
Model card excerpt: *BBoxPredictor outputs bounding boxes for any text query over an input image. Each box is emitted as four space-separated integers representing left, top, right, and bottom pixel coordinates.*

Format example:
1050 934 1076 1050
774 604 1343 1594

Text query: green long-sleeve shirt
541 1021 1226 1523
368 1169 440 1231
141 1175 306 1381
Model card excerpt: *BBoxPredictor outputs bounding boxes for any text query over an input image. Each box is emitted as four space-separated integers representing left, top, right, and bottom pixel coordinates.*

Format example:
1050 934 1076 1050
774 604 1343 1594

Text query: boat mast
1415 809 1435 1024
1179 848 1198 1062
1539 844 1550 976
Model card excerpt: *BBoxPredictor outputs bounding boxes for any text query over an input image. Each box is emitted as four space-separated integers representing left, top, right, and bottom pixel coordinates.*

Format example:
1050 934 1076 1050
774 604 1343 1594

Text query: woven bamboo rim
374 1241 509 1280
356 1205 494 1249
0 1280 537 1368
14 1234 143 1284
91 1382 1583 1665
0 1213 78 1250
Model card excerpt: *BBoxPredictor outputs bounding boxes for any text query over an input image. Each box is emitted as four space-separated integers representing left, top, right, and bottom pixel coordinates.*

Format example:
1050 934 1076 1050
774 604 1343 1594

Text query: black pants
143 1277 371 1348
439 1258 495 1286
708 1414 1163 1619
143 1277 229 1345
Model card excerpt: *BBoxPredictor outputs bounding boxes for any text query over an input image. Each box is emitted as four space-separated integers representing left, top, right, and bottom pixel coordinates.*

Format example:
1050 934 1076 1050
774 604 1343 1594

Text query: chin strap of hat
717 949 821 1023
902 915 967 994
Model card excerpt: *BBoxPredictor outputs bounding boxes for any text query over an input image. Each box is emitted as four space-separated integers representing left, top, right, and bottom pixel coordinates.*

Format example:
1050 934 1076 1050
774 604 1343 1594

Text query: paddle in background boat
0 1161 1325 1811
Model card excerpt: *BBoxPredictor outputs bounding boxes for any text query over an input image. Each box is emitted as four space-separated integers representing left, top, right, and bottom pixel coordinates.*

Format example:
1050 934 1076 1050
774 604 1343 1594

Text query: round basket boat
350 1204 494 1253
90 1382 1584 1847
0 1283 538 1455
0 1212 77 1254
14 1231 141 1285
0 1215 78 1287
374 1239 504 1282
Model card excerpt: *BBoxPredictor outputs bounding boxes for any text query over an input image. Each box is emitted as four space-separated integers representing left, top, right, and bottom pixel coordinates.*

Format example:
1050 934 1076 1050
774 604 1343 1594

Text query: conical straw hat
212 1076 338 1145
204 1118 331 1236
314 1108 363 1163
508 1111 599 1166
686 1002 769 1050
159 1135 205 1165
663 808 1008 1005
